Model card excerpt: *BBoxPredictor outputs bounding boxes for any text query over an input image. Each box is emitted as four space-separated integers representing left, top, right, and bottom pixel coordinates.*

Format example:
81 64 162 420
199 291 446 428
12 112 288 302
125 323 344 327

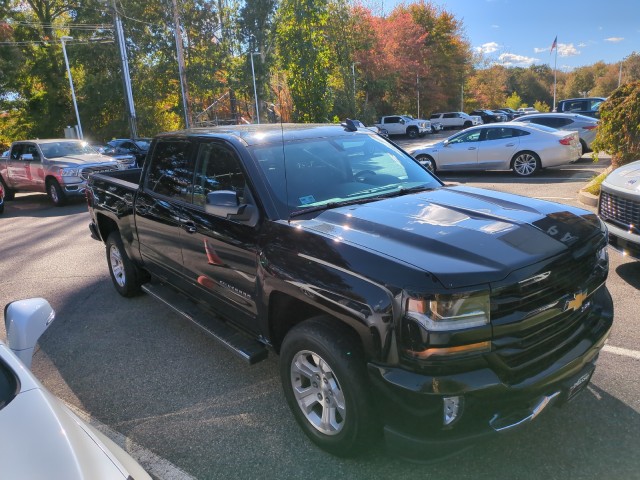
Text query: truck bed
91 168 142 189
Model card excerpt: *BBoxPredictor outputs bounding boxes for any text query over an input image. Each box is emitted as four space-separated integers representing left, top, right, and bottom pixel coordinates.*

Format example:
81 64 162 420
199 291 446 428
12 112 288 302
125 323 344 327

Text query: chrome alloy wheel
513 153 539 176
109 244 126 287
49 183 59 203
290 350 346 435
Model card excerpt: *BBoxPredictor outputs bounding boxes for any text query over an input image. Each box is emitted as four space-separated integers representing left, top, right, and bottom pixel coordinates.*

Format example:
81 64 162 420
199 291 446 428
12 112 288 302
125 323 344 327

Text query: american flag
550 36 558 54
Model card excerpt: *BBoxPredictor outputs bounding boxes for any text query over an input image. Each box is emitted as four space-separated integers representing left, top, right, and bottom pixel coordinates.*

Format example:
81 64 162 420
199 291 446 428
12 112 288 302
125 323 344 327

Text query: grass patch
583 170 608 196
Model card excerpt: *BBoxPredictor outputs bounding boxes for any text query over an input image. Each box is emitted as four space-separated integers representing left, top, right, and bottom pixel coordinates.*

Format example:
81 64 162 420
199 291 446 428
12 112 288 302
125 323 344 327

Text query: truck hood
47 153 119 167
603 160 640 192
297 185 602 288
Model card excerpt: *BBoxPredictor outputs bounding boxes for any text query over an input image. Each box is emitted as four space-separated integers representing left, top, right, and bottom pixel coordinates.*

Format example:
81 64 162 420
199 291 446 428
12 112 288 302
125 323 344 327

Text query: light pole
351 62 360 117
250 51 260 124
60 36 83 139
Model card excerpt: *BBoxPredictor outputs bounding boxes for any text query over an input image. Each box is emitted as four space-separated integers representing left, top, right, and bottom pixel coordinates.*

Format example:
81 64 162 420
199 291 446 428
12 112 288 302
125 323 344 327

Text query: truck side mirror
400 119 405 124
4 298 55 368
205 190 258 225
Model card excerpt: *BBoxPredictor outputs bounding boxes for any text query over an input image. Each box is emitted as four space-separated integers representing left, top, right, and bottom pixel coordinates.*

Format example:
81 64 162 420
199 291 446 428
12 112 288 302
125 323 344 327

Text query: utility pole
618 62 623 88
60 36 83 139
172 0 192 128
416 74 420 118
111 0 137 138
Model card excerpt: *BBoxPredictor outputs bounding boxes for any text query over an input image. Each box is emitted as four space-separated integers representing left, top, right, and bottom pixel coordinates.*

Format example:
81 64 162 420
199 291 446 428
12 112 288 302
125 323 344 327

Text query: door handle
182 222 197 234
505 143 515 147
468 147 477 150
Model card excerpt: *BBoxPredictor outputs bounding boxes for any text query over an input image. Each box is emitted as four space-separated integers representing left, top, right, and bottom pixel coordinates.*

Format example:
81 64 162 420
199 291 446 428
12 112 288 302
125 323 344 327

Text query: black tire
580 139 590 154
46 179 67 206
106 231 142 297
415 154 436 173
279 316 378 457
511 151 541 177
0 202 4 214
0 176 15 200
463 121 472 128
407 127 418 139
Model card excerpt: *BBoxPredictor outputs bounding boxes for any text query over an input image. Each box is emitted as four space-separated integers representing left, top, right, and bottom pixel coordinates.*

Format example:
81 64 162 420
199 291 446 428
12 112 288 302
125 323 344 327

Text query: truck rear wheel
106 231 142 297
47 179 67 206
279 316 377 456
0 176 15 200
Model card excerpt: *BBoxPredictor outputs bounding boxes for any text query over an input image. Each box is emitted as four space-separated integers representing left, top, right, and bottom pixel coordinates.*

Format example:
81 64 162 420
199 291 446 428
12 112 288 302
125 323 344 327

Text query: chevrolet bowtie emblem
565 291 588 312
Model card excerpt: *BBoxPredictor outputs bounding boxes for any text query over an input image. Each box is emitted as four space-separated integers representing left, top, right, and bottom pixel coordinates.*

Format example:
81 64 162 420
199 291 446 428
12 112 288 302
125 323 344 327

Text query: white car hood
47 154 119 167
603 160 640 192
0 388 129 479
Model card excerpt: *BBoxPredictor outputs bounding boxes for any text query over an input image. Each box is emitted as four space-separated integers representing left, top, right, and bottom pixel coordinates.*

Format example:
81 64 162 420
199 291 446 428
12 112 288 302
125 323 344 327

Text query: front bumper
367 286 613 460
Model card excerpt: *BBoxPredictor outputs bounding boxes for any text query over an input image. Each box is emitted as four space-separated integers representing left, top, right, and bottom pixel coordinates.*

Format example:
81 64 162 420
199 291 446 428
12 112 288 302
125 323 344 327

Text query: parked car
556 97 605 118
106 138 152 167
514 112 598 153
87 123 611 459
494 108 523 120
0 178 4 214
429 112 482 129
469 109 507 123
517 107 539 115
412 122 581 176
0 298 151 479
0 139 136 206
374 115 430 138
598 160 640 259
430 121 444 133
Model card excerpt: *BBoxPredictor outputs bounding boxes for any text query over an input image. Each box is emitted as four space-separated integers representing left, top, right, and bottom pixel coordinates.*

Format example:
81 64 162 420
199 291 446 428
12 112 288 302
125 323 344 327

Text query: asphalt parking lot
0 144 639 479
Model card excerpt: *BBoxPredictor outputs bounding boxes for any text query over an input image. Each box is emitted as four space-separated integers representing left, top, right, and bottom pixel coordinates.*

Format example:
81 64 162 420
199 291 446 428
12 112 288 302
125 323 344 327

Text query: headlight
406 291 490 331
60 167 79 177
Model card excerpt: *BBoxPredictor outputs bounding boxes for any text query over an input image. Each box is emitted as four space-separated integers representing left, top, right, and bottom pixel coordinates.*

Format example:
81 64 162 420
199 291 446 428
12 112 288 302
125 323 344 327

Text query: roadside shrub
591 81 640 168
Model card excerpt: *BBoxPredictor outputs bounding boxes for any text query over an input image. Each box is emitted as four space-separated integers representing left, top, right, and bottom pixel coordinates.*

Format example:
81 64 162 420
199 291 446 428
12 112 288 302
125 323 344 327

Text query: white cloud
558 43 580 57
578 42 588 48
491 24 500 29
534 47 548 53
498 53 538 67
605 37 624 43
475 42 500 54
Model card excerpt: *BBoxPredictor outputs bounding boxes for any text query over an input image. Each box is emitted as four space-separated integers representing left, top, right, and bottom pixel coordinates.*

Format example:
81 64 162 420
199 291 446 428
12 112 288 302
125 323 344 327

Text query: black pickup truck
87 123 613 459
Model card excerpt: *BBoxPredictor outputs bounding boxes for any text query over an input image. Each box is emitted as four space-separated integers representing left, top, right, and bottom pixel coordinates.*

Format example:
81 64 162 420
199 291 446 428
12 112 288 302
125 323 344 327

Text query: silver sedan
411 122 581 176
513 113 598 152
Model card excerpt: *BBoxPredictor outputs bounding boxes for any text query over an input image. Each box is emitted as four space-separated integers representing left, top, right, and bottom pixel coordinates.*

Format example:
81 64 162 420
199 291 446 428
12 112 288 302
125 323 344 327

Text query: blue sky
382 0 639 70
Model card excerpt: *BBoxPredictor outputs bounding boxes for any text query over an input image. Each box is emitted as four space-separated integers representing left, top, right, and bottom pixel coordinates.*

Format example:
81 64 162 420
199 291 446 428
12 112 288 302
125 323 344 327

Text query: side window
450 130 481 144
532 118 555 128
192 142 247 208
10 145 24 160
556 118 573 127
385 117 399 124
25 144 40 159
512 128 530 137
145 139 194 201
443 113 456 119
430 114 439 119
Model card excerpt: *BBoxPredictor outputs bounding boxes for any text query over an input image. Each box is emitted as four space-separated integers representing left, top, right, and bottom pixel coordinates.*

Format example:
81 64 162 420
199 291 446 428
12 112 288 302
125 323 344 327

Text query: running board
142 283 268 364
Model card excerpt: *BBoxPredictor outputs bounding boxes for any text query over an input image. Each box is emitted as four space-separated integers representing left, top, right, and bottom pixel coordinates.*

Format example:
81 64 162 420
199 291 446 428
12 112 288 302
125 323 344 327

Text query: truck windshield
250 133 442 217
40 141 98 158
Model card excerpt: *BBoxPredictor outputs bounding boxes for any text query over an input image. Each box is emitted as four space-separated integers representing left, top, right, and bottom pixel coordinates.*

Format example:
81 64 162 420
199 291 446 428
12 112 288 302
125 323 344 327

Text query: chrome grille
80 165 117 180
490 241 608 384
599 190 640 229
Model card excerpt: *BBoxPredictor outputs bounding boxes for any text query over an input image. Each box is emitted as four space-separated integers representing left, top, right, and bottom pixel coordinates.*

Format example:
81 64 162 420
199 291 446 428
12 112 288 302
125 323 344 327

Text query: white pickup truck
0 139 135 206
375 115 431 138
429 112 482 129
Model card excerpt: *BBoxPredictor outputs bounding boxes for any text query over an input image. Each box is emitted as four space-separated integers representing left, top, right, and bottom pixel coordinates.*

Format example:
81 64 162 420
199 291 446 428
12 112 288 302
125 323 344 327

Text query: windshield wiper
289 197 375 219
371 184 436 199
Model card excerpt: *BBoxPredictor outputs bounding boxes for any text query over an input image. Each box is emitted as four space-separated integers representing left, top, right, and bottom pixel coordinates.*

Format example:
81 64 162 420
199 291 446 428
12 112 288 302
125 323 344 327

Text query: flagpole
553 39 558 111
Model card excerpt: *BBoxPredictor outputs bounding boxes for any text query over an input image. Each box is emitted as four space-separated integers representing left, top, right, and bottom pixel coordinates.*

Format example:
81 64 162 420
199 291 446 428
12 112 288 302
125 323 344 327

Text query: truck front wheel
407 127 419 139
47 179 67 206
279 316 377 457
106 232 142 297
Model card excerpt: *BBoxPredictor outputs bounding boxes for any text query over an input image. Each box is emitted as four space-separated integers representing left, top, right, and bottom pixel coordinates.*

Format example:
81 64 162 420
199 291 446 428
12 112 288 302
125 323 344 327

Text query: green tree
591 81 640 168
276 0 333 122
505 91 522 110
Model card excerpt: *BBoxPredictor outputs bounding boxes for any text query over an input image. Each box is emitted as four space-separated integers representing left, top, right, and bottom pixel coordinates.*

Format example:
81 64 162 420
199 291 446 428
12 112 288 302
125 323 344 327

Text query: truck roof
154 123 375 147
12 138 85 145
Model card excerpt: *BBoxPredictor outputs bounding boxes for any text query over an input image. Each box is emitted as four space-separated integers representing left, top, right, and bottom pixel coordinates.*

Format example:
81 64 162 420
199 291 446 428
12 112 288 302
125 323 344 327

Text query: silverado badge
565 291 588 312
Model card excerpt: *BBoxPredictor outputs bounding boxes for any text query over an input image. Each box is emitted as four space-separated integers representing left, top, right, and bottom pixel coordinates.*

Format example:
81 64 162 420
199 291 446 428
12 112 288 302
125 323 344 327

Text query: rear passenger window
192 142 247 208
145 139 194 201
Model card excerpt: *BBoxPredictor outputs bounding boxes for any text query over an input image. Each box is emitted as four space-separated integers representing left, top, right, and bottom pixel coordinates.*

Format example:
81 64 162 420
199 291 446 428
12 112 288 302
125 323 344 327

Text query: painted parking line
602 345 640 360
66 402 196 480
